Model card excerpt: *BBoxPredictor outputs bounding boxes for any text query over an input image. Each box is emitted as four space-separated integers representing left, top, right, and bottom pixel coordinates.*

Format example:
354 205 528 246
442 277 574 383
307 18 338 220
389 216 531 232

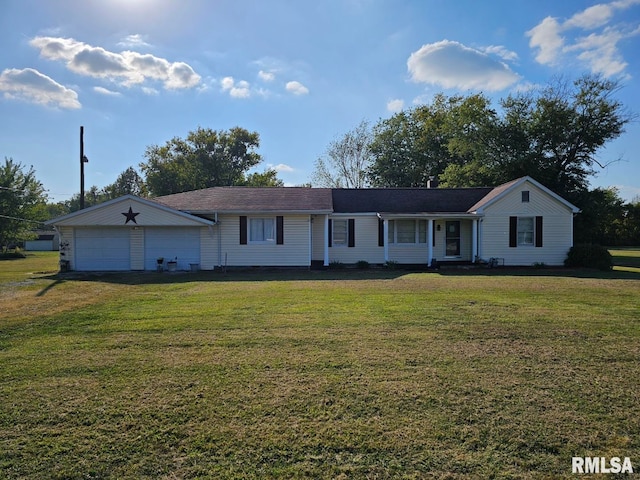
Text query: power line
0 214 46 225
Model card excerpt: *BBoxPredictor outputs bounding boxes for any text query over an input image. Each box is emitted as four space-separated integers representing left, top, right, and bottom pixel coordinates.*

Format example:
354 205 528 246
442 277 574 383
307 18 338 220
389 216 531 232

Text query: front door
445 221 461 257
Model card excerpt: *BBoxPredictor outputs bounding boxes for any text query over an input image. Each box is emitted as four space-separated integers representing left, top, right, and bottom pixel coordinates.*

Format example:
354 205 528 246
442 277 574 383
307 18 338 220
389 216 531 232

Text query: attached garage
75 227 131 271
144 227 201 271
46 195 215 272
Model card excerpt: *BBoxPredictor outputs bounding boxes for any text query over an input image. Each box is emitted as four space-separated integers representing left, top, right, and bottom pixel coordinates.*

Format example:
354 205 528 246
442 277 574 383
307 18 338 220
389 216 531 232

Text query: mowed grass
1 252 639 479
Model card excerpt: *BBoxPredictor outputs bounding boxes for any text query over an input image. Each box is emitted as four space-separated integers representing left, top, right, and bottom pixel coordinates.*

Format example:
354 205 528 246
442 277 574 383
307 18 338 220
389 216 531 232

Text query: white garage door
75 227 131 271
144 227 200 271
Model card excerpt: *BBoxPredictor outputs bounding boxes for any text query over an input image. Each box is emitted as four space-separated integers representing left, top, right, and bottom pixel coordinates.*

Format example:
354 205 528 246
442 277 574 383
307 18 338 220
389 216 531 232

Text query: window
329 218 355 248
332 219 348 246
510 216 543 248
388 220 428 244
522 191 530 203
250 218 275 243
517 217 534 245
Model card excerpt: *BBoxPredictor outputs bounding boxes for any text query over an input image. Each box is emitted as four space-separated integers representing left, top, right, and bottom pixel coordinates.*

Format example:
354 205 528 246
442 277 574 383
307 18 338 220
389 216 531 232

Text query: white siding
480 180 574 266
200 226 217 270
58 226 74 270
329 215 385 264
388 244 429 264
219 214 311 267
55 197 211 227
130 228 144 270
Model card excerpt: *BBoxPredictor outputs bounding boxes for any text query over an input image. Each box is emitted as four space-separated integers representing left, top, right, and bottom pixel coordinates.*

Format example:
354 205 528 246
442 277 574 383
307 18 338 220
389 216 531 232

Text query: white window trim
332 219 348 247
517 216 534 247
388 219 428 245
249 217 276 244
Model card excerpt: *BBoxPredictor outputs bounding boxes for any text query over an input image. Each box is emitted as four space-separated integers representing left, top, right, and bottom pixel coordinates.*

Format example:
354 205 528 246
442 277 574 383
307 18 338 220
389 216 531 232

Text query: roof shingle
155 187 334 213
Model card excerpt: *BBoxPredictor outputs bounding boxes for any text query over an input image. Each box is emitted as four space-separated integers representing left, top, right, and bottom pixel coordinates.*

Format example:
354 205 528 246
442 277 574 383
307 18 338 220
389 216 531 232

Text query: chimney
427 176 439 188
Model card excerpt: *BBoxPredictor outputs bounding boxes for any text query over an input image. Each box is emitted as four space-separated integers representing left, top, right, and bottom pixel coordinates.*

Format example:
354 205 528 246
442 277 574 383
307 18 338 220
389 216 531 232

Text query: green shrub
564 244 613 271
329 260 345 269
355 260 370 269
384 260 399 269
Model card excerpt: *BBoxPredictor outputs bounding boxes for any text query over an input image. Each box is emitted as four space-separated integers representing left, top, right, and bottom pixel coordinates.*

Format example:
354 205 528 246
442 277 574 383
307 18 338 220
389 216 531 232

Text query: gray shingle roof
331 187 494 213
155 187 334 213
153 178 530 215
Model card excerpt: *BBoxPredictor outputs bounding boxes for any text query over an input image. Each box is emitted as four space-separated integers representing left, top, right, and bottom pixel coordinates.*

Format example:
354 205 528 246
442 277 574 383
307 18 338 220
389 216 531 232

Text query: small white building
46 176 580 271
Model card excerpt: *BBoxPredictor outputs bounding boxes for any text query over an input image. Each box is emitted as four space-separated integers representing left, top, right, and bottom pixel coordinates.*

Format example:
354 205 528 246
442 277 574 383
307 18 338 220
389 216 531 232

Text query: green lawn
1 252 639 478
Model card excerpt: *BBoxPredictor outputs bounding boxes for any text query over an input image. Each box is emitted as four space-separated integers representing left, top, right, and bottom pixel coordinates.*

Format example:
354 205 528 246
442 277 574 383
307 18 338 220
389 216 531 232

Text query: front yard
1 252 638 478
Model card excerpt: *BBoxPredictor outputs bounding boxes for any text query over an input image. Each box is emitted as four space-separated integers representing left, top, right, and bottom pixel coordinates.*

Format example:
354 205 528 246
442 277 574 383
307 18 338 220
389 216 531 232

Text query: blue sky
1 0 639 202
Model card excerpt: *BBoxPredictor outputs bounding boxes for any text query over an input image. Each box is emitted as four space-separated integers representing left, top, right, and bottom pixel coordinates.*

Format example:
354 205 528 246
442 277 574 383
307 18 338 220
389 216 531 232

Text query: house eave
377 212 482 219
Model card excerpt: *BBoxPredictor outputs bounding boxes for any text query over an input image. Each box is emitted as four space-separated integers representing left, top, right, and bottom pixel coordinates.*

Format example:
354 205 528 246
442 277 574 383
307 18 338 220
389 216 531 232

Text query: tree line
1 74 638 248
312 74 639 246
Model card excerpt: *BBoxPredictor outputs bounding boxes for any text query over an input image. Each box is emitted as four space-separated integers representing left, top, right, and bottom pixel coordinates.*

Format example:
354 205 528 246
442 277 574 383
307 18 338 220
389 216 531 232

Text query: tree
0 158 48 249
243 168 284 187
371 75 631 199
494 75 631 202
140 126 265 196
369 94 495 187
103 166 147 198
311 120 373 188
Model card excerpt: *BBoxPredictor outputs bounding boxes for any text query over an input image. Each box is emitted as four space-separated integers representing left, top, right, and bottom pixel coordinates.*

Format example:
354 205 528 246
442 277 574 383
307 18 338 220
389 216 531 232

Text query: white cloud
285 80 309 95
29 36 200 90
93 86 121 96
221 76 251 98
117 34 151 48
527 1 640 77
258 70 275 82
141 86 159 96
567 27 632 76
271 163 294 172
566 4 615 29
526 17 564 64
407 40 520 91
386 98 404 112
0 67 80 109
481 45 519 62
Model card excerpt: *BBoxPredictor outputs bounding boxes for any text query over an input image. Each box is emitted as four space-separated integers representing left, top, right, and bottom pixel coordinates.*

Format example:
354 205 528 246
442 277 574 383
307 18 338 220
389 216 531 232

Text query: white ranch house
46 176 580 271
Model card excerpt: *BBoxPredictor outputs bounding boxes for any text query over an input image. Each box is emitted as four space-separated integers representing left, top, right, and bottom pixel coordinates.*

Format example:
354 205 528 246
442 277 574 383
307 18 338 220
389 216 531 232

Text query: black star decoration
122 206 140 224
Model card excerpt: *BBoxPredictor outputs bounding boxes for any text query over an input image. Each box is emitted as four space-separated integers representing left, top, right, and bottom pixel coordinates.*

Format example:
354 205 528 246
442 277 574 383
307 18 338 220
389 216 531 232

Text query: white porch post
472 219 478 262
383 219 389 263
427 219 434 265
323 214 329 266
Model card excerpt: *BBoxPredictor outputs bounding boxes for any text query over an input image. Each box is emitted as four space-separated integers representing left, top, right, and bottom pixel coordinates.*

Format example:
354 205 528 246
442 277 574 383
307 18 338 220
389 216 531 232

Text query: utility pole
80 126 88 209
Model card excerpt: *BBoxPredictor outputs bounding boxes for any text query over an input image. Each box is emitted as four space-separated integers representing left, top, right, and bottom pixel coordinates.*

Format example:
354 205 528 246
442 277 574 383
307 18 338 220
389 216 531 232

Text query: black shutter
535 216 543 247
239 216 247 245
378 219 384 247
509 216 517 248
348 219 355 247
328 219 332 248
276 216 284 245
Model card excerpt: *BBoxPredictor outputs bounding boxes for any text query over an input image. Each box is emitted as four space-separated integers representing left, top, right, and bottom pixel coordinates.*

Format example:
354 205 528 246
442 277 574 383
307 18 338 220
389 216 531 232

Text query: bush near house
564 244 613 271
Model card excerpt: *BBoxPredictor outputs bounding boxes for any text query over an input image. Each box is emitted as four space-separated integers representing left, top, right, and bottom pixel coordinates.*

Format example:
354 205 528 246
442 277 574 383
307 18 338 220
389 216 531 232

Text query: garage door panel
75 228 130 271
144 227 200 270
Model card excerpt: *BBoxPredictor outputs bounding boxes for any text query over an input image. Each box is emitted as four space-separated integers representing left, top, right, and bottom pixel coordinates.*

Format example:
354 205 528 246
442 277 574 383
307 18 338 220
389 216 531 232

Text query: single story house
45 176 580 271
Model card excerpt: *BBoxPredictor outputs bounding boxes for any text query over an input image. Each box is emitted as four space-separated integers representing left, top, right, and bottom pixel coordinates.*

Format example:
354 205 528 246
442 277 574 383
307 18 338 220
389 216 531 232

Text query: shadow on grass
35 264 640 288
36 278 66 297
